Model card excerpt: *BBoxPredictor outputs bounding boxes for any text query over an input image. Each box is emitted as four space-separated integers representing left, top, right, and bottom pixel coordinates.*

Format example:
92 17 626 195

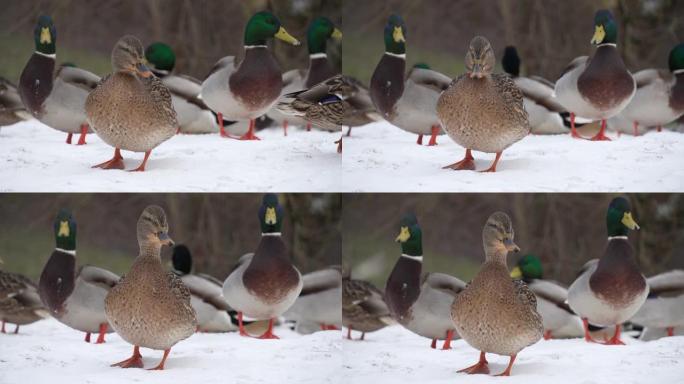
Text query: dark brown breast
305 57 337 88
578 45 634 110
229 48 282 110
370 54 405 118
243 236 299 304
670 74 684 112
18 53 55 117
384 257 421 322
590 239 646 306
38 250 76 317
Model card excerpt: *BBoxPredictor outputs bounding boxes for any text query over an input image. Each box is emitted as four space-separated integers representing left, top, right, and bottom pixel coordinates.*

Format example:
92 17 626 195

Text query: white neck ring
55 248 76 255
309 53 327 59
401 254 423 262
607 235 628 241
262 232 282 237
245 45 267 49
35 51 56 59
385 52 406 59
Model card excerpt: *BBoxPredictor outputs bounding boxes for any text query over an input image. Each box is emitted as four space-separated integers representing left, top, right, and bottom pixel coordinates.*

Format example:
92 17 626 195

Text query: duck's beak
395 226 410 243
392 26 405 43
331 27 343 40
40 27 52 44
159 232 175 247
504 238 520 252
622 212 640 230
136 62 153 78
510 266 522 279
591 25 605 45
275 27 301 46
470 63 485 79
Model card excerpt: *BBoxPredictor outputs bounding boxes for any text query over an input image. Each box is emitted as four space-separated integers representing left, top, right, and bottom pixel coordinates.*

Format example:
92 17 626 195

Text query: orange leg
85 332 91 343
416 134 423 145
336 138 342 153
237 312 251 337
479 152 502 173
128 150 151 172
306 122 312 132
667 327 674 337
430 338 437 349
1 321 6 333
95 323 107 344
111 345 144 368
443 148 476 170
603 324 625 345
427 125 439 146
283 120 288 136
582 318 602 343
495 354 517 376
442 330 454 350
76 124 88 145
92 148 125 170
458 351 489 375
570 113 583 139
320 324 340 331
147 349 171 371
633 121 639 137
257 318 279 339
239 119 260 140
589 119 611 141
657 125 662 132
218 113 230 138
346 327 352 340
66 133 73 144
543 330 552 340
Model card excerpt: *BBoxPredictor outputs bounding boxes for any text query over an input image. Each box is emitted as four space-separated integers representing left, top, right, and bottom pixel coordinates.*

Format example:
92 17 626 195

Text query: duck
567 197 648 345
611 43 684 136
370 15 451 146
554 9 636 141
38 209 119 343
343 268 394 340
222 194 303 339
201 11 301 141
0 258 49 334
630 269 684 337
171 244 237 333
385 213 465 350
86 35 177 172
0 77 32 128
105 206 196 370
437 36 529 172
511 254 584 339
18 15 100 145
283 266 342 333
451 212 542 377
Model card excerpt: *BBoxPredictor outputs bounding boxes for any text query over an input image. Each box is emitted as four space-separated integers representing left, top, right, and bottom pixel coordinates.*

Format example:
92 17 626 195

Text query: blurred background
0 0 341 82
343 0 684 84
343 194 684 287
0 193 341 281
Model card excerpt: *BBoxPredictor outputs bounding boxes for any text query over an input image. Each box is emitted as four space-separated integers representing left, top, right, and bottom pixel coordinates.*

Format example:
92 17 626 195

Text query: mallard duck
38 209 119 343
18 16 100 145
283 266 342 333
385 213 465 350
568 197 648 345
222 194 303 339
630 269 684 337
0 77 32 128
554 10 636 141
105 206 196 370
343 269 394 340
86 35 177 172
370 15 450 146
201 11 301 140
451 212 542 377
437 36 529 172
612 43 684 136
171 244 237 333
0 258 49 334
511 254 584 339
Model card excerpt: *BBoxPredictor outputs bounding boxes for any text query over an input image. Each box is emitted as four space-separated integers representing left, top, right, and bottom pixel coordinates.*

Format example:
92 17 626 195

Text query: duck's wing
513 278 538 308
646 269 684 296
559 56 589 79
143 75 176 118
182 274 231 311
205 56 236 79
167 271 192 302
528 279 574 314
282 69 305 90
492 73 528 120
197 272 224 286
78 265 119 290
424 272 466 297
345 279 392 319
299 267 342 296
515 76 567 113
227 253 254 275
57 65 101 91
407 67 452 93
529 75 556 89
634 68 672 89
576 259 599 279
162 74 209 110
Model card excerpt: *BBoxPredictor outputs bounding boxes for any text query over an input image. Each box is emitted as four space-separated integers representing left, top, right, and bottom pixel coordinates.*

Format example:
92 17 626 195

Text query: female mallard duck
201 11 301 140
612 43 684 136
451 212 542 376
437 36 529 172
18 16 100 145
38 209 119 343
105 206 196 370
0 77 32 128
568 197 648 345
385 213 465 350
343 268 394 340
630 269 684 338
171 244 237 333
283 266 342 333
223 194 302 339
86 35 177 172
0 258 49 334
554 10 636 141
511 254 584 339
370 15 450 146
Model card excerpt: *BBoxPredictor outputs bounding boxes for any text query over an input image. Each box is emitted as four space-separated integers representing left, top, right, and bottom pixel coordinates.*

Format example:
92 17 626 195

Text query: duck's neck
484 242 508 265
670 72 684 111
19 53 55 115
370 53 406 116
305 55 335 87
139 241 162 260
385 254 422 319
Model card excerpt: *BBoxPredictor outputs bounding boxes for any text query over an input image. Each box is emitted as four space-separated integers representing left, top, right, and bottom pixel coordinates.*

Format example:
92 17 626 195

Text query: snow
0 120 341 192
0 318 342 384
342 121 684 192
342 325 684 384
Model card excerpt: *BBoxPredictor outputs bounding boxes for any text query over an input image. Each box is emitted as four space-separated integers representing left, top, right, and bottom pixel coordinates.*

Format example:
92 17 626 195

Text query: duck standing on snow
385 213 465 350
283 266 342 333
105 206 196 370
223 194 303 339
201 11 301 140
437 36 529 172
343 269 394 340
38 209 119 343
451 212 542 377
568 197 648 345
370 15 451 146
554 10 635 140
0 258 49 334
0 78 32 128
18 16 100 145
630 269 684 338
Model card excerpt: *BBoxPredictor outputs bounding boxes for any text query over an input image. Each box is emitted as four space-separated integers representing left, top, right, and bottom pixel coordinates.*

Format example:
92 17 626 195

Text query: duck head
259 194 284 235
591 10 618 46
482 212 519 263
307 17 342 55
501 46 520 77
395 213 422 258
145 42 175 77
465 36 495 79
33 15 56 55
54 209 77 252
606 197 639 238
137 205 174 254
383 14 406 56
669 43 684 74
172 244 192 275
244 11 300 46
112 35 153 78
511 254 543 281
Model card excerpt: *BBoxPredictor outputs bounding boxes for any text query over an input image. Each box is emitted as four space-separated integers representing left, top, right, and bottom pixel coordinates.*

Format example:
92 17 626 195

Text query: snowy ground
343 121 684 192
0 318 341 384
0 121 341 192
342 325 684 384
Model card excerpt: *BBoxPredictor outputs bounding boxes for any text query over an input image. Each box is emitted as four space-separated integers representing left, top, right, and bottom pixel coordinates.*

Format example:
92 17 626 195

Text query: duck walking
343 269 394 340
0 258 49 334
451 212 542 376
437 36 529 172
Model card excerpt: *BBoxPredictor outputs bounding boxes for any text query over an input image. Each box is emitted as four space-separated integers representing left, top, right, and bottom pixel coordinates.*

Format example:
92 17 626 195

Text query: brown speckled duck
451 212 542 377
343 268 394 340
86 35 177 172
437 36 529 172
105 206 196 370
0 258 49 334
0 78 31 128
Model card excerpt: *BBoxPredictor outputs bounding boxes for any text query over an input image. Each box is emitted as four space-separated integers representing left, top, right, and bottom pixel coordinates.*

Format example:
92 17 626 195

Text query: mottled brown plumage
0 269 48 331
343 276 393 336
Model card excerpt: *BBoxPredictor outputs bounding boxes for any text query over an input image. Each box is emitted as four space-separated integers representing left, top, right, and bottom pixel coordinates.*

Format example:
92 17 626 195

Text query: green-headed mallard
0 77 32 128
568 197 648 345
201 11 300 140
222 194 303 339
0 258 49 334
385 213 465 350
451 212 542 376
283 266 342 333
105 206 196 370
438 36 529 172
18 16 100 145
370 15 450 146
38 209 119 343
343 269 394 340
630 269 684 337
554 10 636 141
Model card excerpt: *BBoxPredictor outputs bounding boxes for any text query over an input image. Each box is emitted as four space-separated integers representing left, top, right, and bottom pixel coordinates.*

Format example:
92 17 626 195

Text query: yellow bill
622 212 640 230
265 207 277 225
331 27 343 40
40 27 52 44
275 27 301 46
591 25 605 45
510 266 523 279
395 226 410 242
58 221 70 237
393 26 405 43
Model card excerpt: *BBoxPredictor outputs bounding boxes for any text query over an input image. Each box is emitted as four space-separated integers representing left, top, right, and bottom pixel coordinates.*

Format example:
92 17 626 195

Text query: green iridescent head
259 194 284 234
395 213 422 256
383 14 406 55
33 15 56 55
244 11 300 47
668 43 684 73
145 42 176 74
511 254 543 280
591 10 618 45
54 209 76 251
307 17 342 54
606 197 640 237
